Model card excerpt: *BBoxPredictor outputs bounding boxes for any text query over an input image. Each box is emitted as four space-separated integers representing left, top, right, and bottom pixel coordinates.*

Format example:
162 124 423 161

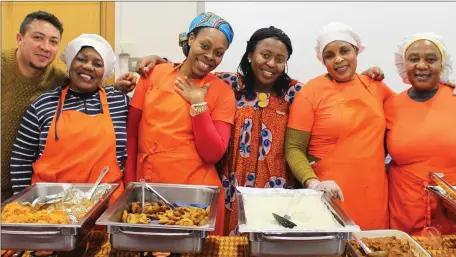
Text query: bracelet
190 103 208 116
191 102 207 107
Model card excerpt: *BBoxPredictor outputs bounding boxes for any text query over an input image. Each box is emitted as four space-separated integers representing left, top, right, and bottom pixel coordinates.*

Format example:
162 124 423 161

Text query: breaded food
121 202 210 227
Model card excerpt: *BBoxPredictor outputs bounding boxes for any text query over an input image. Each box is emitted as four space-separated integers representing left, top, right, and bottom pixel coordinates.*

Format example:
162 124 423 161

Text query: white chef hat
315 22 366 63
60 34 116 80
395 32 453 85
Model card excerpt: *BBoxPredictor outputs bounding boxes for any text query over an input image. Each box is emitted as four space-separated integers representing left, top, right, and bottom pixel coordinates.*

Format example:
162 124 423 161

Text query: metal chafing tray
96 182 220 253
1 183 118 251
345 230 431 257
427 185 456 214
236 187 360 256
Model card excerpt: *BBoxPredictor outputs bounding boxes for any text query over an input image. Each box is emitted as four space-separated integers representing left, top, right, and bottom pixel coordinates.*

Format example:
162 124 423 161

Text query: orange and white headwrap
395 32 453 86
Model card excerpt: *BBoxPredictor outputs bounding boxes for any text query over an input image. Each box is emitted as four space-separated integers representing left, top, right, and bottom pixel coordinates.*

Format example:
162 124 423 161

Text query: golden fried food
349 236 413 257
121 202 209 227
130 202 142 213
126 213 150 224
121 210 128 223
1 202 71 224
176 218 194 226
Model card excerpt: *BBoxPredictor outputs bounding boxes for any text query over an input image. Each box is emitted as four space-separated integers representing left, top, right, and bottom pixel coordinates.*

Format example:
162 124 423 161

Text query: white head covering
315 22 366 63
60 34 116 80
395 32 453 86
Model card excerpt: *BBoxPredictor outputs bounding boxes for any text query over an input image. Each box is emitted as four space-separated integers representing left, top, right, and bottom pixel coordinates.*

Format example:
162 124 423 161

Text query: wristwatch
190 102 208 116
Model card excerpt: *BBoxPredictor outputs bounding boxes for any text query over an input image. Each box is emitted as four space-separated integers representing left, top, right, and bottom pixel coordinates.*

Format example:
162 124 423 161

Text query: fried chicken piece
198 218 209 226
126 213 139 224
137 214 151 224
130 202 142 213
176 218 194 226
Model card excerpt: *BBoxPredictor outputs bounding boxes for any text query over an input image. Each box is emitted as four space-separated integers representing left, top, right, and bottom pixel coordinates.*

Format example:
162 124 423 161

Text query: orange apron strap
54 86 70 142
98 87 110 113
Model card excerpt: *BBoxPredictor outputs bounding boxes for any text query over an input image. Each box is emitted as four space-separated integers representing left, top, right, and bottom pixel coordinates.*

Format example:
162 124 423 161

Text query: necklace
258 92 269 108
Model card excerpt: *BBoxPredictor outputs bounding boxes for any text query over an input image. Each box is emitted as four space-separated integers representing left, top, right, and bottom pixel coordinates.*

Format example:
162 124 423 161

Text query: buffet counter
10 232 456 257
3 183 456 257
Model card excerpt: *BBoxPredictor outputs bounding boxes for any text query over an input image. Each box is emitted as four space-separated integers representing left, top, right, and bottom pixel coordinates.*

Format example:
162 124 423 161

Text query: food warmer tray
1 183 118 251
345 230 431 257
236 187 360 256
96 182 220 254
427 185 456 214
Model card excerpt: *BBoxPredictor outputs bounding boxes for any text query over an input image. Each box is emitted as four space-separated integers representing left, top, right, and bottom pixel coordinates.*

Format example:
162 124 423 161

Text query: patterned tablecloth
8 232 456 257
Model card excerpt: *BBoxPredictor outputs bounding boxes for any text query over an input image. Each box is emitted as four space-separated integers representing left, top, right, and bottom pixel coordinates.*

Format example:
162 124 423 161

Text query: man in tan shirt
1 11 67 201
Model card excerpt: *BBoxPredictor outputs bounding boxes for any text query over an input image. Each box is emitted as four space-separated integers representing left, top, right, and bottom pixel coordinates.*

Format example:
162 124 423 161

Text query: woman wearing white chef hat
9 33 128 204
286 22 394 230
385 32 456 235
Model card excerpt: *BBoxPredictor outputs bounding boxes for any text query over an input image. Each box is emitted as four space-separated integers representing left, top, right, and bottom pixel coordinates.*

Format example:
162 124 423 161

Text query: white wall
204 2 456 93
114 2 199 77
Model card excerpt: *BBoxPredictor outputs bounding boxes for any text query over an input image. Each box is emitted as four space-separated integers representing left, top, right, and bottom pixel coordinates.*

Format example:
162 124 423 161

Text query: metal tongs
139 179 175 210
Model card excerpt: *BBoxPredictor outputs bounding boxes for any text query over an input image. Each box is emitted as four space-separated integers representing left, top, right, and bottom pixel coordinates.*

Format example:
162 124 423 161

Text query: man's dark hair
19 10 64 36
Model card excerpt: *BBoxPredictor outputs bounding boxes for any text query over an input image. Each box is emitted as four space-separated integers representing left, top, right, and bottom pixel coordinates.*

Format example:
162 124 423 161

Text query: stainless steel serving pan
236 187 359 256
427 185 456 214
345 230 431 257
1 183 118 251
96 182 220 253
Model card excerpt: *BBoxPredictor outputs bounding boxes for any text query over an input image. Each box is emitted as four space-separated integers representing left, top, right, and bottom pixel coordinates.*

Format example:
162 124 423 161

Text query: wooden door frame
100 2 115 51
1 1 115 49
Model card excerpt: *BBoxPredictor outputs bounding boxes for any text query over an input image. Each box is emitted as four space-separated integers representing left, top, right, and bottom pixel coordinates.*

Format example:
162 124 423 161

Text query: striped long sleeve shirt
10 85 130 194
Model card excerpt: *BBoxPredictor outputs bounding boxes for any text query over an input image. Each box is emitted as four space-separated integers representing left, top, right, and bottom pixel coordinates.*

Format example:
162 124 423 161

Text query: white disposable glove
308 180 344 202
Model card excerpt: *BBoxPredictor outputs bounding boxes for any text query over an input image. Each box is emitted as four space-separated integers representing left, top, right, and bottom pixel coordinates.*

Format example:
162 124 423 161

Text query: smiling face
16 19 61 70
186 27 229 78
248 37 289 88
68 47 104 93
322 40 358 82
405 39 442 91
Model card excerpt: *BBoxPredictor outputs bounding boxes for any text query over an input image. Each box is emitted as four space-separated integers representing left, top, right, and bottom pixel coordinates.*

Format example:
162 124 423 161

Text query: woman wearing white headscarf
9 33 128 203
385 33 456 235
286 22 393 230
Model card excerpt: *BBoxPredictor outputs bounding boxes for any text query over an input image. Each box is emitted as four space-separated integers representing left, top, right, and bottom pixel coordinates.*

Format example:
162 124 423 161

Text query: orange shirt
386 84 456 173
385 84 456 235
288 74 394 159
131 63 235 124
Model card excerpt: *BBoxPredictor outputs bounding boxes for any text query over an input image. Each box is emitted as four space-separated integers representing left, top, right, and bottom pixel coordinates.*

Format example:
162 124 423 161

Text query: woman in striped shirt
9 34 128 202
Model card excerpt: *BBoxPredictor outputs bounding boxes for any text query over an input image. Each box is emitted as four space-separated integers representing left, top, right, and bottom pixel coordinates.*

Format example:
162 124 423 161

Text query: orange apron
389 163 456 235
136 64 225 235
311 75 389 230
387 84 456 235
31 86 124 204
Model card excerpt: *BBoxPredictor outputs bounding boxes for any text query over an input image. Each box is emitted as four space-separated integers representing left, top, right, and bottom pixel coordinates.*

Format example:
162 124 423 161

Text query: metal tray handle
263 235 336 241
1 230 61 235
118 229 192 238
